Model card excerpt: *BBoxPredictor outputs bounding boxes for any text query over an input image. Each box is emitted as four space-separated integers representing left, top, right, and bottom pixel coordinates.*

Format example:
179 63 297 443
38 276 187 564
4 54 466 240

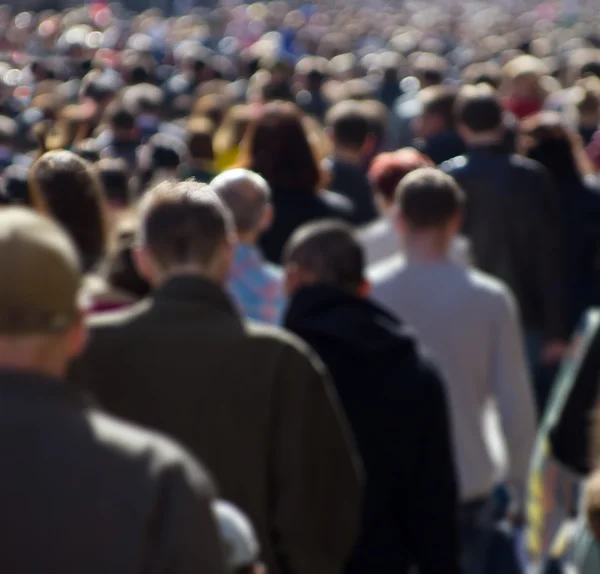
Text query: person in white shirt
371 167 536 574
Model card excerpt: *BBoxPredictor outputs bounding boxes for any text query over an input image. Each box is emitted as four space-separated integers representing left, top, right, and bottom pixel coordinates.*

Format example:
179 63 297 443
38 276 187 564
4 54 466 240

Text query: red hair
368 148 433 201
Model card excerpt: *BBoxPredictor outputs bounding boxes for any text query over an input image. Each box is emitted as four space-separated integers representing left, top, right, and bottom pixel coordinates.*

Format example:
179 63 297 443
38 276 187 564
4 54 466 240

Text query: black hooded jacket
285 285 460 574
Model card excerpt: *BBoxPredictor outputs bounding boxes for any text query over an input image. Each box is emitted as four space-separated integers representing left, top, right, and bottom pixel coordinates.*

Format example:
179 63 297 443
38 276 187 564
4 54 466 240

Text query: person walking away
0 207 226 574
324 100 378 225
75 180 361 574
443 86 567 391
371 168 537 574
212 169 285 325
283 220 460 574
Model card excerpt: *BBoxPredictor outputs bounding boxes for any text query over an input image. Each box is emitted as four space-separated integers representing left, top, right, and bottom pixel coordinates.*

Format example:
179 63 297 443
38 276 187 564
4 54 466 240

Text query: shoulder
464 268 517 312
440 154 468 173
368 254 406 286
509 154 553 180
319 189 354 215
88 410 215 494
87 299 152 331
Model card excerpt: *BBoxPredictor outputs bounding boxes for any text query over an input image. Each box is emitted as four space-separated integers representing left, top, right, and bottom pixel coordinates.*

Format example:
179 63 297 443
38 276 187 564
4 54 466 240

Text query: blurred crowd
5 1 600 574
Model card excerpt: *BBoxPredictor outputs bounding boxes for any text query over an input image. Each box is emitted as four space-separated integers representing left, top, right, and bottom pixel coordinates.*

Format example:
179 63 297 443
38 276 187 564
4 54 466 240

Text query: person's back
442 87 565 346
282 221 460 574
370 168 536 574
0 207 225 574
77 181 361 574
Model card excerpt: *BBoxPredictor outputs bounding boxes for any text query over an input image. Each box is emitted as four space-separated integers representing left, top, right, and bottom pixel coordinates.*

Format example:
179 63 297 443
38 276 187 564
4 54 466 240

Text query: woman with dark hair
240 100 354 263
29 150 134 312
520 112 600 332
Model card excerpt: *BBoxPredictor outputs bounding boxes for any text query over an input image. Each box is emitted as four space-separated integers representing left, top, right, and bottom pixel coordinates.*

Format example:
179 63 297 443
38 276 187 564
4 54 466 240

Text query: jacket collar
0 369 85 405
153 275 240 317
466 143 507 156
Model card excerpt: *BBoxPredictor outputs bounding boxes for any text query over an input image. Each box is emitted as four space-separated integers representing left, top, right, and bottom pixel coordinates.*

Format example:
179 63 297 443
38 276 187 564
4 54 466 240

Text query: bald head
211 169 271 235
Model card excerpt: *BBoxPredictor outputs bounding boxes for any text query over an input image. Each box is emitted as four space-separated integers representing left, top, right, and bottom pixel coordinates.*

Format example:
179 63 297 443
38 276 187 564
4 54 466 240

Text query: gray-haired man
212 169 285 325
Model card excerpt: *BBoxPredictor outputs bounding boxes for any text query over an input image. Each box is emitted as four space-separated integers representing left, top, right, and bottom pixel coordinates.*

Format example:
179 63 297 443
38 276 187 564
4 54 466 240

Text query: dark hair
29 150 108 272
139 180 233 271
421 86 459 130
0 165 30 206
146 133 186 170
456 89 504 133
242 101 322 192
106 232 151 299
109 106 136 131
97 158 132 206
395 167 465 229
284 220 364 292
326 100 371 150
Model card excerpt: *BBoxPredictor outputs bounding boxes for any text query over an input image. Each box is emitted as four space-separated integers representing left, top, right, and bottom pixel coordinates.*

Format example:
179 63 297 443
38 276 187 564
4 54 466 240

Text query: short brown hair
420 86 459 130
284 220 364 293
455 87 503 133
326 100 372 150
139 180 233 271
186 117 216 161
395 168 465 229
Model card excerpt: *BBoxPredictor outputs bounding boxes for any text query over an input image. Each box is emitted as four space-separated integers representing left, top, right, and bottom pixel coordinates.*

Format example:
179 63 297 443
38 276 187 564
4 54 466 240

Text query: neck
465 132 503 147
236 231 259 245
0 339 66 380
403 233 450 263
154 265 224 287
335 148 363 165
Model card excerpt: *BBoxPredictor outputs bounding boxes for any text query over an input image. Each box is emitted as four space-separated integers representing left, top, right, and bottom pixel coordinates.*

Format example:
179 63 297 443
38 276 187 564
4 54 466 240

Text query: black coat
259 186 355 264
421 131 466 166
443 146 566 340
0 370 225 574
285 285 460 574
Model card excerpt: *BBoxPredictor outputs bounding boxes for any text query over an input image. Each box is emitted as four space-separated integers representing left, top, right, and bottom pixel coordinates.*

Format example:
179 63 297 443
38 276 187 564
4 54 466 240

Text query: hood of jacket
284 284 418 358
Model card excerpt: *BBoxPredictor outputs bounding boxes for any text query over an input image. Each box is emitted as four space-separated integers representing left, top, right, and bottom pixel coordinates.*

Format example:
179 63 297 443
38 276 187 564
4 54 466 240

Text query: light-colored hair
211 169 270 233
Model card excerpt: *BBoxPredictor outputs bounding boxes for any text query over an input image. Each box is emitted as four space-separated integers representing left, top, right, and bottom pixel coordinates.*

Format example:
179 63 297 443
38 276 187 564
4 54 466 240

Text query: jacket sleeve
268 339 363 574
533 169 566 341
145 452 228 574
411 360 461 574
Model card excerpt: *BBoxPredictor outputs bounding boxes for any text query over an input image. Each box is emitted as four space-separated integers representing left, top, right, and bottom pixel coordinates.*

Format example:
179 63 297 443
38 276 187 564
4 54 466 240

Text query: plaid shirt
227 243 285 325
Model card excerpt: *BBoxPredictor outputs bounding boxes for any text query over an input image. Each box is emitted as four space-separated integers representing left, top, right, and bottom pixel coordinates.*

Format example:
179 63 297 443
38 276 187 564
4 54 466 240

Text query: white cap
213 501 260 570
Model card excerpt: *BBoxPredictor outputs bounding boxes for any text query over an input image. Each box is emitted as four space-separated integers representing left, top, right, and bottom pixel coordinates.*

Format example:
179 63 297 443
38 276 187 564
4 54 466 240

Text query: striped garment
227 243 286 325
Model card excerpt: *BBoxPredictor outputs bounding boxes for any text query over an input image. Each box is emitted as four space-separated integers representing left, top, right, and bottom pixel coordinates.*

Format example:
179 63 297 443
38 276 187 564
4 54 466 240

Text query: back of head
395 167 465 230
420 85 459 130
243 100 321 192
211 169 270 234
326 100 371 151
284 220 364 293
455 86 504 134
186 117 216 162
96 157 132 207
368 148 433 202
1 165 31 206
29 150 108 272
139 180 234 278
0 207 80 337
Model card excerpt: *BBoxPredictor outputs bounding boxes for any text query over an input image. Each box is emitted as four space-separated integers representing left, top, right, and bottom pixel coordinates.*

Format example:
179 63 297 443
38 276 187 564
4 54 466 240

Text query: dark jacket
75 276 362 574
285 286 460 574
327 157 378 225
259 186 355 264
443 146 566 340
421 131 466 166
0 369 225 574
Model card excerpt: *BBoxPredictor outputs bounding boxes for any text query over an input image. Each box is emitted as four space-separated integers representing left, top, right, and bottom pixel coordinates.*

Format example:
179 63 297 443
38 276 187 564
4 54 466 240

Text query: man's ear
133 246 155 284
358 279 371 298
259 204 274 233
362 133 377 158
67 310 88 361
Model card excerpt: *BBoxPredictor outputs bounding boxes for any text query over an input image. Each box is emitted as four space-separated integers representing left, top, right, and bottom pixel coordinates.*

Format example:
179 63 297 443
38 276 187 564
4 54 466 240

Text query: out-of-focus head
283 220 367 297
412 52 447 88
0 164 30 206
584 469 600 541
0 207 85 377
211 169 272 239
29 150 108 273
455 86 505 143
416 85 459 139
186 117 216 162
394 167 465 237
241 100 322 192
96 157 132 209
325 100 374 156
136 180 235 287
368 148 433 208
